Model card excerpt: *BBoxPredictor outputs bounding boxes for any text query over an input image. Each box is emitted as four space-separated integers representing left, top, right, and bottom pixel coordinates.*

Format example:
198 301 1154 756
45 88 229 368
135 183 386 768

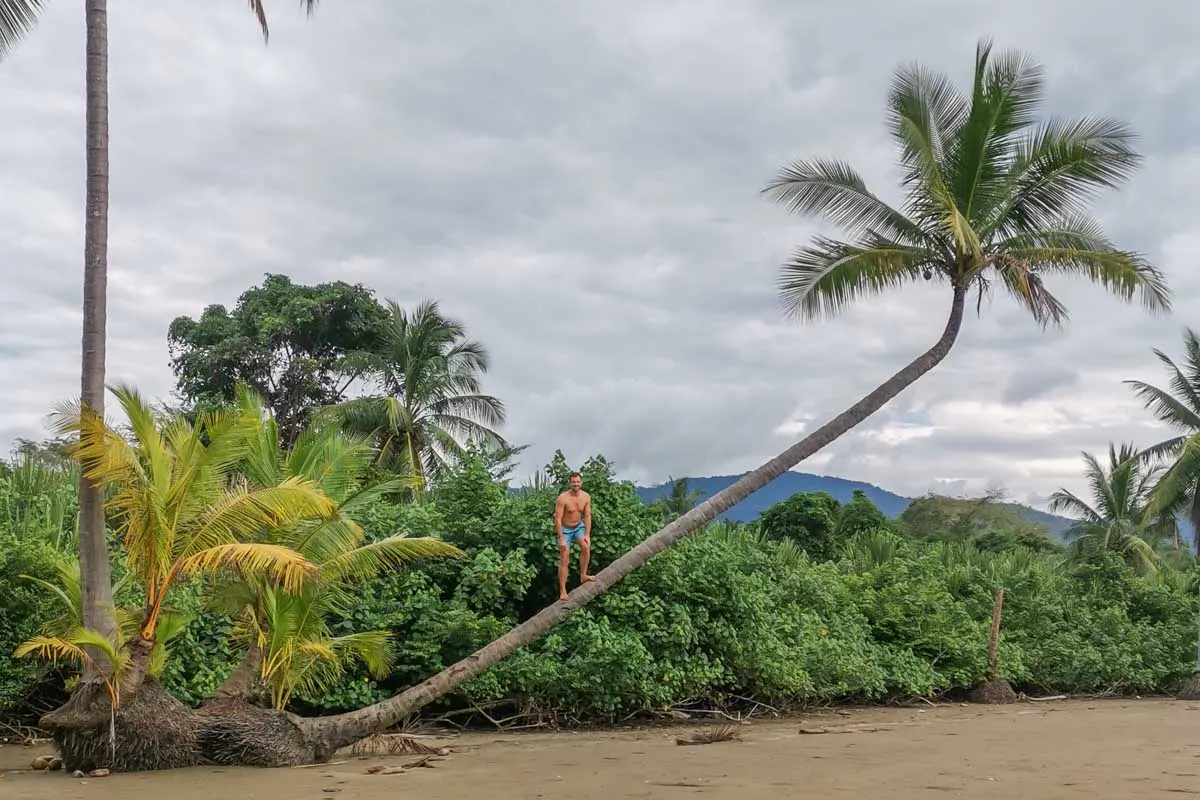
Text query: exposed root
194 700 331 767
1176 673 1200 701
348 733 450 757
968 677 1018 705
675 724 741 746
40 680 204 773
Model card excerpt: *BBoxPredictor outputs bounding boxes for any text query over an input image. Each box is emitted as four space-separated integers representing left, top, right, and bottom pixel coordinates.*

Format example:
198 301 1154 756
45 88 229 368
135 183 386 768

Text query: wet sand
3 699 1199 798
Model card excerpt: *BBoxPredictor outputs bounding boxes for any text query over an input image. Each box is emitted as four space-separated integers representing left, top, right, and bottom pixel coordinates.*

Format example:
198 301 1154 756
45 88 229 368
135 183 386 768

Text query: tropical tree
326 299 507 491
167 275 390 446
21 385 332 711
1126 327 1200 550
1047 443 1176 573
209 388 464 708
654 476 704 520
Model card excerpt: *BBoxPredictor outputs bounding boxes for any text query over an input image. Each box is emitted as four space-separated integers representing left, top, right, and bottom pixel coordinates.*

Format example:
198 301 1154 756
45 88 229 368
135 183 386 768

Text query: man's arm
584 494 592 537
554 494 565 542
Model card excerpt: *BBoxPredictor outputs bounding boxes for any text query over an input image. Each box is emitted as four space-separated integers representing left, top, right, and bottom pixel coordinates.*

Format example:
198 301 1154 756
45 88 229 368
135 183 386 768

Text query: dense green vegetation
4 425 1198 726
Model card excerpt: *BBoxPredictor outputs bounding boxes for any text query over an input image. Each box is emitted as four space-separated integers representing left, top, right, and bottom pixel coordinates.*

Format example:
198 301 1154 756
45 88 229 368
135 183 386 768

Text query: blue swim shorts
560 522 587 547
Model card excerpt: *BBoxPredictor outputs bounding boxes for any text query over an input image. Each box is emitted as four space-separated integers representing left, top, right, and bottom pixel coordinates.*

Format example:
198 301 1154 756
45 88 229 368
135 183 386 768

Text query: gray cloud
1001 368 1080 406
2 0 1198 511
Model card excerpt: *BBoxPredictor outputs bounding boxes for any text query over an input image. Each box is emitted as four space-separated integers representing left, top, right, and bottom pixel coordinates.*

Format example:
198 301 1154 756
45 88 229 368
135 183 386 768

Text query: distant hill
635 471 1077 539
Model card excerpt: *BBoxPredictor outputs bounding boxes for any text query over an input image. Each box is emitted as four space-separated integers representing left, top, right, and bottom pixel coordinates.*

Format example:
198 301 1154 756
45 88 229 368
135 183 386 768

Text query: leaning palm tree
259 39 1174 755
1126 327 1200 550
1048 443 1176 573
326 299 507 491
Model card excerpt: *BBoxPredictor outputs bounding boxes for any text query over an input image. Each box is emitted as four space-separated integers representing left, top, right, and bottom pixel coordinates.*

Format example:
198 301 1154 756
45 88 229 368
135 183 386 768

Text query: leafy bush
4 448 1197 725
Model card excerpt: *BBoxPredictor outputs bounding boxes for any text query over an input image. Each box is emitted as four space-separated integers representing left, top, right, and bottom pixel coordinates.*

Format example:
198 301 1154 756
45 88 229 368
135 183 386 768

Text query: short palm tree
213 388 464 709
15 383 333 699
1126 327 1200 550
1048 443 1176 573
327 299 507 491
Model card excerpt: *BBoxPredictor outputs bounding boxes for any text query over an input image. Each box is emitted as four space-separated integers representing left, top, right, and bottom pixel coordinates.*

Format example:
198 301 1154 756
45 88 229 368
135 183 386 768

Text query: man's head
568 471 582 492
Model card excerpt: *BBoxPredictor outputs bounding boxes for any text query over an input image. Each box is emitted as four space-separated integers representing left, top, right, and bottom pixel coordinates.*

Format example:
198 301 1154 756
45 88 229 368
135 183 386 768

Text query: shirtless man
554 471 593 600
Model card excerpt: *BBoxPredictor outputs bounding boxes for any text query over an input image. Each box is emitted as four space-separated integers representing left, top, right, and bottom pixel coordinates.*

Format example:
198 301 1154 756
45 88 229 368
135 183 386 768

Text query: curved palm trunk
305 285 970 751
211 646 264 701
78 0 117 664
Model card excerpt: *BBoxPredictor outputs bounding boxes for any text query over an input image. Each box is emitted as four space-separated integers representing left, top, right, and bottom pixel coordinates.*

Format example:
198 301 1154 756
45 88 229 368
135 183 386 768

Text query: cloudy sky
0 1 1196 508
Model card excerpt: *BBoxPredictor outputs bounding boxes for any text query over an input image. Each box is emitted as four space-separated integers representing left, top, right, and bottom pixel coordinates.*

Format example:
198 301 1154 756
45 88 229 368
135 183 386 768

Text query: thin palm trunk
305 285 969 748
78 0 117 665
987 588 1004 681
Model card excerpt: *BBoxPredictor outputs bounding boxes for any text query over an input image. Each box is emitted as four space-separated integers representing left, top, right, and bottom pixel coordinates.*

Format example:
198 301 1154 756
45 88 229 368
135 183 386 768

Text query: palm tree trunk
987 588 1004 681
304 285 970 750
211 646 264 701
78 0 117 665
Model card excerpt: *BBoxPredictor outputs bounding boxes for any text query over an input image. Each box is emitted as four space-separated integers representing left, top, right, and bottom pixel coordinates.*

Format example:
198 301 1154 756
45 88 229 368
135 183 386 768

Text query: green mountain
636 471 1077 538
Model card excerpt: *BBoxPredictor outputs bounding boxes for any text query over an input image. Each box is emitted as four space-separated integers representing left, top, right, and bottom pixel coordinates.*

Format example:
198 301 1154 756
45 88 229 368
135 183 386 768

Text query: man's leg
579 536 593 583
558 542 570 601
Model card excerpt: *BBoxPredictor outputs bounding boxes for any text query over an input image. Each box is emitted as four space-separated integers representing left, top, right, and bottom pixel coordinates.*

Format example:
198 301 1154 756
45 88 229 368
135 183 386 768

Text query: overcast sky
0 1 1196 508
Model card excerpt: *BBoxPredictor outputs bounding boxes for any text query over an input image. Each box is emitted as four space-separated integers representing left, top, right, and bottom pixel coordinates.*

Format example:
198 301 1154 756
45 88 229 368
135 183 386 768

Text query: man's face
569 475 582 492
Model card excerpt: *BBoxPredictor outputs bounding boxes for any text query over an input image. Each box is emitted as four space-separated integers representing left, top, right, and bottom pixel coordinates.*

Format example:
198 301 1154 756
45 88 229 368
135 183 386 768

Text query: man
554 471 593 600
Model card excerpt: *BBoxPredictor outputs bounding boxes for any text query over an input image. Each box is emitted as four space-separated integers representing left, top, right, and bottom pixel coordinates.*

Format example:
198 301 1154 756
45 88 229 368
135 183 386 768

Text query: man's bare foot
580 574 595 584
559 590 569 601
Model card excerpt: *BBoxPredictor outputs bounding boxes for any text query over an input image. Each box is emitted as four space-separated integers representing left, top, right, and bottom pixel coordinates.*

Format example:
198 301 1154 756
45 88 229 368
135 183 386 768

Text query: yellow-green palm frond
14 626 128 679
147 610 193 678
48 396 145 489
318 534 464 584
285 515 367 568
183 478 336 560
285 427 375 503
176 542 316 593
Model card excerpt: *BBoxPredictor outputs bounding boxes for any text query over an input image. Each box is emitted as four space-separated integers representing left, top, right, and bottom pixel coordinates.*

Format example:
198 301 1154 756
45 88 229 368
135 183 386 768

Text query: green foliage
3 443 1197 724
274 454 1200 720
0 527 61 713
899 493 1061 554
167 274 390 446
759 491 843 561
834 489 891 539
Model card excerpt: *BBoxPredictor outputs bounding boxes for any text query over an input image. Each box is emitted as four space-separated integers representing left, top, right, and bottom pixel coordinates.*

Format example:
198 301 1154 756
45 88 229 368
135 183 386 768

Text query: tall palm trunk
78 0 116 659
305 285 969 749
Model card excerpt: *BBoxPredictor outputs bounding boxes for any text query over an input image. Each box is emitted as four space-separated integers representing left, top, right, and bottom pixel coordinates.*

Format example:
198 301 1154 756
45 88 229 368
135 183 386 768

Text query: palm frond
946 39 1044 222
318 534 464 584
761 158 928 243
14 627 128 678
985 116 1140 236
175 542 316 593
993 219 1170 315
0 0 43 59
184 478 335 558
778 234 939 320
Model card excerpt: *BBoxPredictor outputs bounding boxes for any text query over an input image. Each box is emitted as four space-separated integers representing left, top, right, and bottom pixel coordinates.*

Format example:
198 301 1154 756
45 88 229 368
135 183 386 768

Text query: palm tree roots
968 677 1018 705
39 685 338 772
